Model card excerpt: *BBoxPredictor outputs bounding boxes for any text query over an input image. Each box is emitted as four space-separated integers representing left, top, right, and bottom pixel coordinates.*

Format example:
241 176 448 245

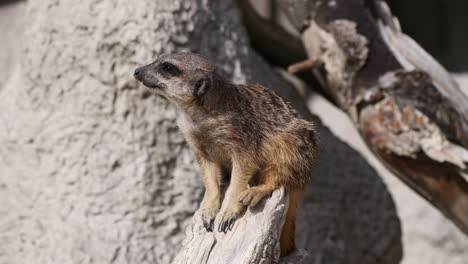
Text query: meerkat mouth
134 68 162 90
142 81 161 89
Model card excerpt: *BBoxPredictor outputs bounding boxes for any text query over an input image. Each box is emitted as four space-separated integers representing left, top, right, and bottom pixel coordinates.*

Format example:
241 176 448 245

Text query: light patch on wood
301 20 368 110
361 97 468 169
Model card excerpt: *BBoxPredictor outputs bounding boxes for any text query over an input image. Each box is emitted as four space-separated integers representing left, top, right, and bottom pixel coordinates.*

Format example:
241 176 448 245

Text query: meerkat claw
218 221 226 233
224 216 233 233
228 218 235 231
201 207 218 232
203 218 214 232
218 220 225 233
218 213 237 233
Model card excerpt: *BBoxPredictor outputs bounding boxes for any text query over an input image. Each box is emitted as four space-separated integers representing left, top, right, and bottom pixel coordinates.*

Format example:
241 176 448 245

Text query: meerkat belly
197 138 232 166
177 113 232 166
177 112 195 141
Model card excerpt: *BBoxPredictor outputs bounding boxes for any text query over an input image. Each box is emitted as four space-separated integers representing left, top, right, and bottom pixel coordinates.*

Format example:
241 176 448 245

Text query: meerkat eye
159 62 179 75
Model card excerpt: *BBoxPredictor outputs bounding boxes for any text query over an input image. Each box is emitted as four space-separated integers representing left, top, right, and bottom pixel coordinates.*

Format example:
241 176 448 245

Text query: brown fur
134 53 318 256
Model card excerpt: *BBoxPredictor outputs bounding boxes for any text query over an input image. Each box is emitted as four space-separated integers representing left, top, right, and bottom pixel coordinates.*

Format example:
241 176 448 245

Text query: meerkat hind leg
239 173 301 257
239 170 280 207
239 182 278 207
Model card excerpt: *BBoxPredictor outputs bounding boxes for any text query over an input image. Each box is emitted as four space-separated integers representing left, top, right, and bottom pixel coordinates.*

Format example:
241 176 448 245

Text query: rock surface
0 1 25 89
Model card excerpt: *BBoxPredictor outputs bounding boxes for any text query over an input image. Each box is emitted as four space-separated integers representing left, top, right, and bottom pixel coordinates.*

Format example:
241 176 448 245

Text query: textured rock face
0 1 25 89
0 1 400 264
1 1 203 263
1 1 227 263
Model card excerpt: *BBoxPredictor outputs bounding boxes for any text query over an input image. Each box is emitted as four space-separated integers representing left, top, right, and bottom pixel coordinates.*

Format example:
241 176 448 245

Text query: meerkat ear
193 77 209 97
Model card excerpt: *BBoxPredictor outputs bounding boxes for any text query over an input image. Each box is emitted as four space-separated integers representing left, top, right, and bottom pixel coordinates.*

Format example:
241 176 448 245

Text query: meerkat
134 53 317 256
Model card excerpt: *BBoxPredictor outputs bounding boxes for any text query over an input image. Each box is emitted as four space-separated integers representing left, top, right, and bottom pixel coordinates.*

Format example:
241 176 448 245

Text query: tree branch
173 188 308 264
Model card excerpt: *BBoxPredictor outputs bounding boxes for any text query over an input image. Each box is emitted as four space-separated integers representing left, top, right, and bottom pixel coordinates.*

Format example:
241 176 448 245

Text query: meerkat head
134 53 218 106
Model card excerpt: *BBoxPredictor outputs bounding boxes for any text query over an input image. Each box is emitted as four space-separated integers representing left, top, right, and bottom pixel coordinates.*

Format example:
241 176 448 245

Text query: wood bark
239 0 468 235
0 0 401 263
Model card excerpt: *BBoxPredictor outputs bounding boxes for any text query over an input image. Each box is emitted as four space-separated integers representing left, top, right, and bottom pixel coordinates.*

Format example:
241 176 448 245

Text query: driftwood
172 188 307 264
239 0 468 235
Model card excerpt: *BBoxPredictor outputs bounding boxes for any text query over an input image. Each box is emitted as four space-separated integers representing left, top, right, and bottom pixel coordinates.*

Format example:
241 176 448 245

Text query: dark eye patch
159 62 180 76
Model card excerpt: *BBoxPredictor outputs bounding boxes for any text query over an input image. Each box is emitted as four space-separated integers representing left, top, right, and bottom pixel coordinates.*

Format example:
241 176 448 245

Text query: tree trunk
172 188 308 264
1 0 401 263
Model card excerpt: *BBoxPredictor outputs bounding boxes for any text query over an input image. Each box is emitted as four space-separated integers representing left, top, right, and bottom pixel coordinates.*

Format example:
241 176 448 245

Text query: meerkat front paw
239 186 273 207
217 201 244 233
201 200 220 232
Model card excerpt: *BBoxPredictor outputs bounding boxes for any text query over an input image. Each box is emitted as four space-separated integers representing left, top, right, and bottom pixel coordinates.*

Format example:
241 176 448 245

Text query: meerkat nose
134 68 142 79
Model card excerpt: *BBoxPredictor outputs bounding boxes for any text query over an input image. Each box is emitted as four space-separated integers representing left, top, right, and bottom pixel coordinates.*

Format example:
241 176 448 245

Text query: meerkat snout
135 53 219 104
133 67 142 78
133 64 164 90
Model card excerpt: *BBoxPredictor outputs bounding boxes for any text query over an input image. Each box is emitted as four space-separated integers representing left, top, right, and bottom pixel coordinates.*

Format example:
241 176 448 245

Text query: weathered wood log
172 188 307 264
239 0 468 235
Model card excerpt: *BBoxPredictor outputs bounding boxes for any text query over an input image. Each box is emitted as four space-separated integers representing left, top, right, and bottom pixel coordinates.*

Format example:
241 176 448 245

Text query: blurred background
387 0 468 72
1 0 467 263
250 0 468 263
